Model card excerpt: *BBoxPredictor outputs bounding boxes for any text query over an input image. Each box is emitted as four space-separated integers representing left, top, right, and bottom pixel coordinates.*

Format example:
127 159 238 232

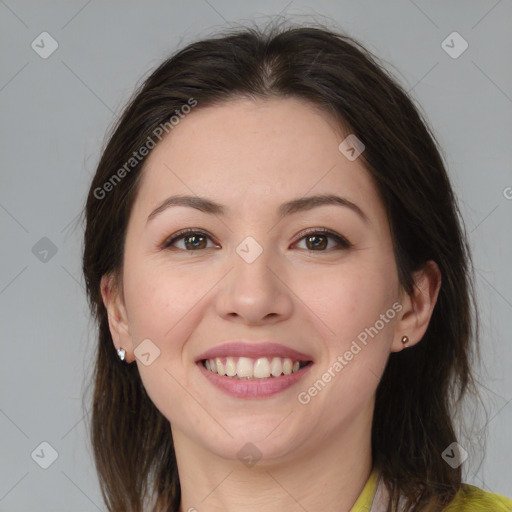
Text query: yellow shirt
350 468 512 511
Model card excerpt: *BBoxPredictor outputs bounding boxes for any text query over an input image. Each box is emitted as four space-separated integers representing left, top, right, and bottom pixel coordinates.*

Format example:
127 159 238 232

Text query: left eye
161 229 352 252
293 229 352 251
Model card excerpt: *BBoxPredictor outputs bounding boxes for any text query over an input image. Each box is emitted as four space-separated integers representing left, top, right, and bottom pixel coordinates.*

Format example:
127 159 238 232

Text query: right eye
161 229 220 251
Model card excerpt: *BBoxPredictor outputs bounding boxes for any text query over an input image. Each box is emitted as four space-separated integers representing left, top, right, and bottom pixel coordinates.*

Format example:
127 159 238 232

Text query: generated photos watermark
93 97 198 200
297 301 403 404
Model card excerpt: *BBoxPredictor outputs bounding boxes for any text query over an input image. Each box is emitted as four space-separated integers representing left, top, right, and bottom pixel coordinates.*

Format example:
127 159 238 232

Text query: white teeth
236 357 253 378
253 357 270 378
283 359 293 375
215 357 225 376
270 357 282 377
225 357 236 377
203 356 309 379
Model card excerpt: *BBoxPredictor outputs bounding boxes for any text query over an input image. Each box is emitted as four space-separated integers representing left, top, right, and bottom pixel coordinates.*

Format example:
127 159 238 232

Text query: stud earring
117 347 129 364
401 336 409 345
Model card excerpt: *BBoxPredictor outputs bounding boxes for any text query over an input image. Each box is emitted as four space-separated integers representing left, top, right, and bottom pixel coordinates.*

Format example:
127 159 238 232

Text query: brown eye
305 234 328 250
162 230 218 251
181 234 208 250
294 229 352 251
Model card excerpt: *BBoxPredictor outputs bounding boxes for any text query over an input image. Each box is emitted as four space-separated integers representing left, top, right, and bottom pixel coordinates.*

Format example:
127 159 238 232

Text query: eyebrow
146 193 369 224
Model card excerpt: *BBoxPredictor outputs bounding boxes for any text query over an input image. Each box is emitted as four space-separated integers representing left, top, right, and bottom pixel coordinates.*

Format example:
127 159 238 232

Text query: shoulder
443 483 512 511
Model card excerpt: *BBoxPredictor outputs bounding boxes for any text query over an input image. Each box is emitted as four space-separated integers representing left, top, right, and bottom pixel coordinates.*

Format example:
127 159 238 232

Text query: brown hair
82 20 482 512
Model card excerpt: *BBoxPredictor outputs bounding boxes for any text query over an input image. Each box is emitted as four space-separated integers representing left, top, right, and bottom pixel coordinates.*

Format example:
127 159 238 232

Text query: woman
82 22 512 512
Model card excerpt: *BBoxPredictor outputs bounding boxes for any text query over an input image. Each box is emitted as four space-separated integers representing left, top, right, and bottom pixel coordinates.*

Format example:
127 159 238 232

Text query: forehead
131 97 384 223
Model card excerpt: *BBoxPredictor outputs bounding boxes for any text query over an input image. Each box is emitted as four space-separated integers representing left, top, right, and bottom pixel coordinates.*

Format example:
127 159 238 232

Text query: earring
117 347 129 364
401 336 409 346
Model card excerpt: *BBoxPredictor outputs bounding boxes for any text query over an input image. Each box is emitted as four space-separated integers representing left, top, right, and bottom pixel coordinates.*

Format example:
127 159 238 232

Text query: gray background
1 0 511 510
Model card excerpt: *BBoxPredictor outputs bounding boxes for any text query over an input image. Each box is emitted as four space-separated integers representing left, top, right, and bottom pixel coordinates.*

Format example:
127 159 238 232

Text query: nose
215 243 294 326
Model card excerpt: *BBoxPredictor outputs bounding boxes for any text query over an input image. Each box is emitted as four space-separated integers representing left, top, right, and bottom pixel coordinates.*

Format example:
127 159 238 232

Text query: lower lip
197 361 314 399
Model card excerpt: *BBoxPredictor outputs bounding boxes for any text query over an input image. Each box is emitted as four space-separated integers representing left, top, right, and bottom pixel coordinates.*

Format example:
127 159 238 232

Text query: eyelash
160 227 352 252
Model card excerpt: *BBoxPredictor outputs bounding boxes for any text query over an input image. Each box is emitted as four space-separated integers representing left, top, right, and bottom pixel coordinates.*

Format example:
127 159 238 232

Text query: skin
101 97 441 512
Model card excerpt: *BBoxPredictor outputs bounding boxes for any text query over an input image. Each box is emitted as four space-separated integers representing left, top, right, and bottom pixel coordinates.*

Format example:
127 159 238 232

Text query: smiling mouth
200 356 313 380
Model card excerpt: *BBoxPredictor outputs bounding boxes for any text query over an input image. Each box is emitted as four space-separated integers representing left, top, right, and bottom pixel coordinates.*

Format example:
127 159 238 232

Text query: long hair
82 21 481 512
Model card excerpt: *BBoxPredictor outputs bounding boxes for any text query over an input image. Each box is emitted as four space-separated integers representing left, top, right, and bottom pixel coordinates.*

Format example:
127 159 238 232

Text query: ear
391 260 442 352
100 272 135 363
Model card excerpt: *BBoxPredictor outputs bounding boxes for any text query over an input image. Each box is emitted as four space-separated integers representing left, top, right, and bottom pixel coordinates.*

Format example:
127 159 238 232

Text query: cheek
121 259 208 417
296 254 398 342
321 261 398 395
123 271 171 342
293 263 398 429
123 247 209 342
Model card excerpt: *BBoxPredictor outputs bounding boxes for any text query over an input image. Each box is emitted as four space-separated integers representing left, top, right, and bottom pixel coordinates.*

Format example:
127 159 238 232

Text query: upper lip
195 342 314 363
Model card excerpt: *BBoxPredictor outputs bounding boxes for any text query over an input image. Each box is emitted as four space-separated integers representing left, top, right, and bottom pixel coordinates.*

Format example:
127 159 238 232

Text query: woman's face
107 97 407 463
